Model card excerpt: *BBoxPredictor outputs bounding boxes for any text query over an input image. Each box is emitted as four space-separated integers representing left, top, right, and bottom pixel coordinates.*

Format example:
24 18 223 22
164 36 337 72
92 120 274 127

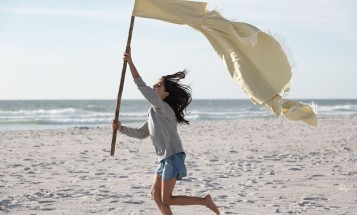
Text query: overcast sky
1 0 356 100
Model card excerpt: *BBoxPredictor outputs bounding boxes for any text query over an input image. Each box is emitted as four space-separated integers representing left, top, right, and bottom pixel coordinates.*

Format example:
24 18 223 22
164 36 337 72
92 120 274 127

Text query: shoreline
1 115 356 132
1 117 356 214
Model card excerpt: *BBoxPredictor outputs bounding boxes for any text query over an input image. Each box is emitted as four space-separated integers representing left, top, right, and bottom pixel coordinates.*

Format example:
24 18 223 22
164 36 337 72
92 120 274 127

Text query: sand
1 117 356 215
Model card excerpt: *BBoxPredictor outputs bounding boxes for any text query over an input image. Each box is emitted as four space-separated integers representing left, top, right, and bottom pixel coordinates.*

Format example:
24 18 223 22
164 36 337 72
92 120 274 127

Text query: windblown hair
162 70 192 125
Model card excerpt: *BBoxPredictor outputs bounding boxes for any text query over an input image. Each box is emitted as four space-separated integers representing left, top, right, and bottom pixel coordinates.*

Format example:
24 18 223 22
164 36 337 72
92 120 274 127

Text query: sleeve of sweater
121 121 149 139
134 77 164 109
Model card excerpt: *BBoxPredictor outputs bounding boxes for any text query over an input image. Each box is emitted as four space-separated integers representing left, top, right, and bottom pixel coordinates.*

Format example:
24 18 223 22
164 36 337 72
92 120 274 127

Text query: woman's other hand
112 120 123 131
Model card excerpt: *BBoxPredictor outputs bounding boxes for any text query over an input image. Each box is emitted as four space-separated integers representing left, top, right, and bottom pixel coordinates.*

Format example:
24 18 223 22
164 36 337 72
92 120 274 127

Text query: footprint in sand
288 167 303 171
298 196 328 209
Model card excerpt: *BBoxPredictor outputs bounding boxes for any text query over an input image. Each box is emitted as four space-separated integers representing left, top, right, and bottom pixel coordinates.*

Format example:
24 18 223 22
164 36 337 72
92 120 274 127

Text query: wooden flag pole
111 15 135 156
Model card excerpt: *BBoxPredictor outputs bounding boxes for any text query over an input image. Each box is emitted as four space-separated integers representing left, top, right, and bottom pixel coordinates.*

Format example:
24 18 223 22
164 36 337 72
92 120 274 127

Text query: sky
0 0 356 100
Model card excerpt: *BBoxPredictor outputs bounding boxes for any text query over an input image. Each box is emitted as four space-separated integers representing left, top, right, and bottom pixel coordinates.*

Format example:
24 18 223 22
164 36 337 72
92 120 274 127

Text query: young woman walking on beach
112 50 220 215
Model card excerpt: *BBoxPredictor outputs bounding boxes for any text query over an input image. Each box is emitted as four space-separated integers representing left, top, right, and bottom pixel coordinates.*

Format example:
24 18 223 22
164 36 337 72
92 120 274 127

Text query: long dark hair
162 70 192 125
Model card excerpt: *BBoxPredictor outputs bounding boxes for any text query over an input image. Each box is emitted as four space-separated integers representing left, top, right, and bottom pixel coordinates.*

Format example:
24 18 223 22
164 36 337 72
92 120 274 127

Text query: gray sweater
121 77 184 161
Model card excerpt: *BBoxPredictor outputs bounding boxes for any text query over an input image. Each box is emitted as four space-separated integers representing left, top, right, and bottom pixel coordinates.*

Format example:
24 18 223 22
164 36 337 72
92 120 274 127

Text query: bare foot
204 194 220 215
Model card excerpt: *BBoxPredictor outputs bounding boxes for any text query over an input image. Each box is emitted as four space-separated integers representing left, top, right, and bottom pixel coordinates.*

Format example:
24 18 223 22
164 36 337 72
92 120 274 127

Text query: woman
112 50 220 215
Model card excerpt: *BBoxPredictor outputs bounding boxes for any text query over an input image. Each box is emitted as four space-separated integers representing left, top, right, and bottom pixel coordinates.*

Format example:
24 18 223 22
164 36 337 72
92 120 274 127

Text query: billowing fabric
132 0 317 126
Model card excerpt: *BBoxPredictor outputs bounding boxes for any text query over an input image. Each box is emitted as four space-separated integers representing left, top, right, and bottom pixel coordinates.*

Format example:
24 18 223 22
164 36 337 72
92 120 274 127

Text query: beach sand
1 117 356 214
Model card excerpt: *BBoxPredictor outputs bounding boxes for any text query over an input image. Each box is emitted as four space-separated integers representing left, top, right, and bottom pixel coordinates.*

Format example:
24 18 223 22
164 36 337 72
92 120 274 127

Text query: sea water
0 99 356 131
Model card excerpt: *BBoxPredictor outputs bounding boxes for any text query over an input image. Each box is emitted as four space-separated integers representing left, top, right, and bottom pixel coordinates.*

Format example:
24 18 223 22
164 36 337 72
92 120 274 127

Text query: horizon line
1 98 356 101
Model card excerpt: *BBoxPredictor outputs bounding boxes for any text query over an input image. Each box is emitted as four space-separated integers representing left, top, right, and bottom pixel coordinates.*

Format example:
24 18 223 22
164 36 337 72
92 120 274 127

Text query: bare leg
204 194 220 215
161 178 220 214
151 175 173 215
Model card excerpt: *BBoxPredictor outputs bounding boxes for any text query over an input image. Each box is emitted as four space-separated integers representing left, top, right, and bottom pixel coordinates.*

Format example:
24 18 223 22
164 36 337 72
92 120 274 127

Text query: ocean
0 99 356 131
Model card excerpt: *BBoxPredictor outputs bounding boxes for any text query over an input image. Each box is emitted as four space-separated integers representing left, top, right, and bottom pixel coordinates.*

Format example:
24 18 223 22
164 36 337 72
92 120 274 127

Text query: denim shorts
155 152 187 181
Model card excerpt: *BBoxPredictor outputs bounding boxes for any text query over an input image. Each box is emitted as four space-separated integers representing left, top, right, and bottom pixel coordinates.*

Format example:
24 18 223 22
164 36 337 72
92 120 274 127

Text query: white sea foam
0 99 356 130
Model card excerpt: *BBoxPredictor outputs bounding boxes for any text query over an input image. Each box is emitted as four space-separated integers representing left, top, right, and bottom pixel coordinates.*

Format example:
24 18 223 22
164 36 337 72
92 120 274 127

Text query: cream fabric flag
132 0 317 127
